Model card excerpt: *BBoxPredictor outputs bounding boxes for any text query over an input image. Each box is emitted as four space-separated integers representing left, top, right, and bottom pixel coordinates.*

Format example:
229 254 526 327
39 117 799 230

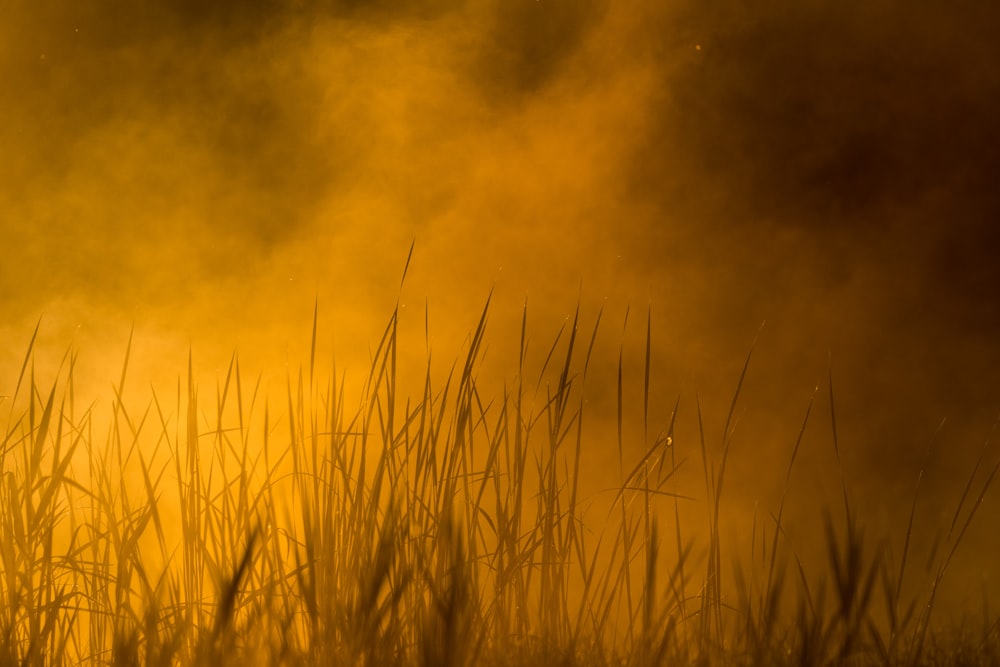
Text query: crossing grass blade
0 298 997 666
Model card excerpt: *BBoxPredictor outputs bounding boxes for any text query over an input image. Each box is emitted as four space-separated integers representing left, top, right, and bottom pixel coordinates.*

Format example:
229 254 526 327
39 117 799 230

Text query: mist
3 0 1000 618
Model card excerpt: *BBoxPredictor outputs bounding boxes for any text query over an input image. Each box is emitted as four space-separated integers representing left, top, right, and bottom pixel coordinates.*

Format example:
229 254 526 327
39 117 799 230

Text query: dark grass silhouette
1 289 997 666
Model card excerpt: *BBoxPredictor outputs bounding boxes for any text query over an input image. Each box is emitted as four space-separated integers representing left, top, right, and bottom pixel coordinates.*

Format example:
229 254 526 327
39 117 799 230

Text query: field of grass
1 292 998 666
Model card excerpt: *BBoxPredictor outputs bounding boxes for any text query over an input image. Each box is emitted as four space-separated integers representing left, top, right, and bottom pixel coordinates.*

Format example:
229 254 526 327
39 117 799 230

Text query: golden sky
3 0 1000 616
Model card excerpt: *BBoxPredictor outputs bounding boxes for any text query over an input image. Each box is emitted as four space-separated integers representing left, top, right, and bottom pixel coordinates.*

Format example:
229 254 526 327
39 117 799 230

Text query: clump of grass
0 289 998 666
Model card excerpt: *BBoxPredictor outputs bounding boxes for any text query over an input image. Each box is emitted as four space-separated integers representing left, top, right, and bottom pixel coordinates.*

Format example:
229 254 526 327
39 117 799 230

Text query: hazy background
3 0 999 617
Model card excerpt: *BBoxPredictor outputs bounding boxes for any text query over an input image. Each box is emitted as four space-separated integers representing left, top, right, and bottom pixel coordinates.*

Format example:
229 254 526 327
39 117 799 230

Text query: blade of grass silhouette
309 298 318 390
644 308 651 448
828 362 851 522
882 419 944 660
400 238 415 291
764 386 817 621
8 318 40 422
615 304 634 645
213 527 258 639
947 420 997 542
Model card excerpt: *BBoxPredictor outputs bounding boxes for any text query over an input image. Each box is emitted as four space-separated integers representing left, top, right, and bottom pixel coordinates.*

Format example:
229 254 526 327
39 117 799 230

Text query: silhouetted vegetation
1 291 997 666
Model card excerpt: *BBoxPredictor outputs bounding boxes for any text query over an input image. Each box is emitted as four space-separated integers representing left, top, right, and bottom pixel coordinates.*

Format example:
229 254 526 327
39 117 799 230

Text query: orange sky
3 0 1000 618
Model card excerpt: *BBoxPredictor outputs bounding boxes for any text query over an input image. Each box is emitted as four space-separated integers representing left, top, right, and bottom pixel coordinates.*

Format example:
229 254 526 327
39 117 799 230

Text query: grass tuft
0 297 997 666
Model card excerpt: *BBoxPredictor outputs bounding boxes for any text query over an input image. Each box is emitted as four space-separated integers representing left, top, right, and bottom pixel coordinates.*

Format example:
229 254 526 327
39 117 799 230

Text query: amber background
3 0 1000 618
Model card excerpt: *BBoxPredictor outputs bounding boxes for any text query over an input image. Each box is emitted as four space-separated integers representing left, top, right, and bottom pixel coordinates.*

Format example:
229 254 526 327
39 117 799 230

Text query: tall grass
0 296 997 666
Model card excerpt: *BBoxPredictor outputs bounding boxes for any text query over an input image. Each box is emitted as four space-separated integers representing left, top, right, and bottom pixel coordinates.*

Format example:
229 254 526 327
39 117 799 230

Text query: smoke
3 0 1000 614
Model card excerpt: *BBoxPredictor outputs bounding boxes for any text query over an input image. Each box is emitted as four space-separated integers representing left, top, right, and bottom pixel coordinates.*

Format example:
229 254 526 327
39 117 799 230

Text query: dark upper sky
2 0 1000 608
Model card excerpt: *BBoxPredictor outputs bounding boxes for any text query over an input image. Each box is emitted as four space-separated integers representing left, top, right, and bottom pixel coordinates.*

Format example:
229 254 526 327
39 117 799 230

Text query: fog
3 0 1000 617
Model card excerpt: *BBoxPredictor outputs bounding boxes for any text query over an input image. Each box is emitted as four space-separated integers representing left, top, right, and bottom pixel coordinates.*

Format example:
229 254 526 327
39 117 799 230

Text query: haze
3 0 999 618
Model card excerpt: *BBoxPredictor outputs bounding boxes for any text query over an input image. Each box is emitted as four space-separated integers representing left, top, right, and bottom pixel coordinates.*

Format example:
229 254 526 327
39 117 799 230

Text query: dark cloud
662 0 1000 217
1 0 342 311
471 0 608 100
616 0 1000 350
